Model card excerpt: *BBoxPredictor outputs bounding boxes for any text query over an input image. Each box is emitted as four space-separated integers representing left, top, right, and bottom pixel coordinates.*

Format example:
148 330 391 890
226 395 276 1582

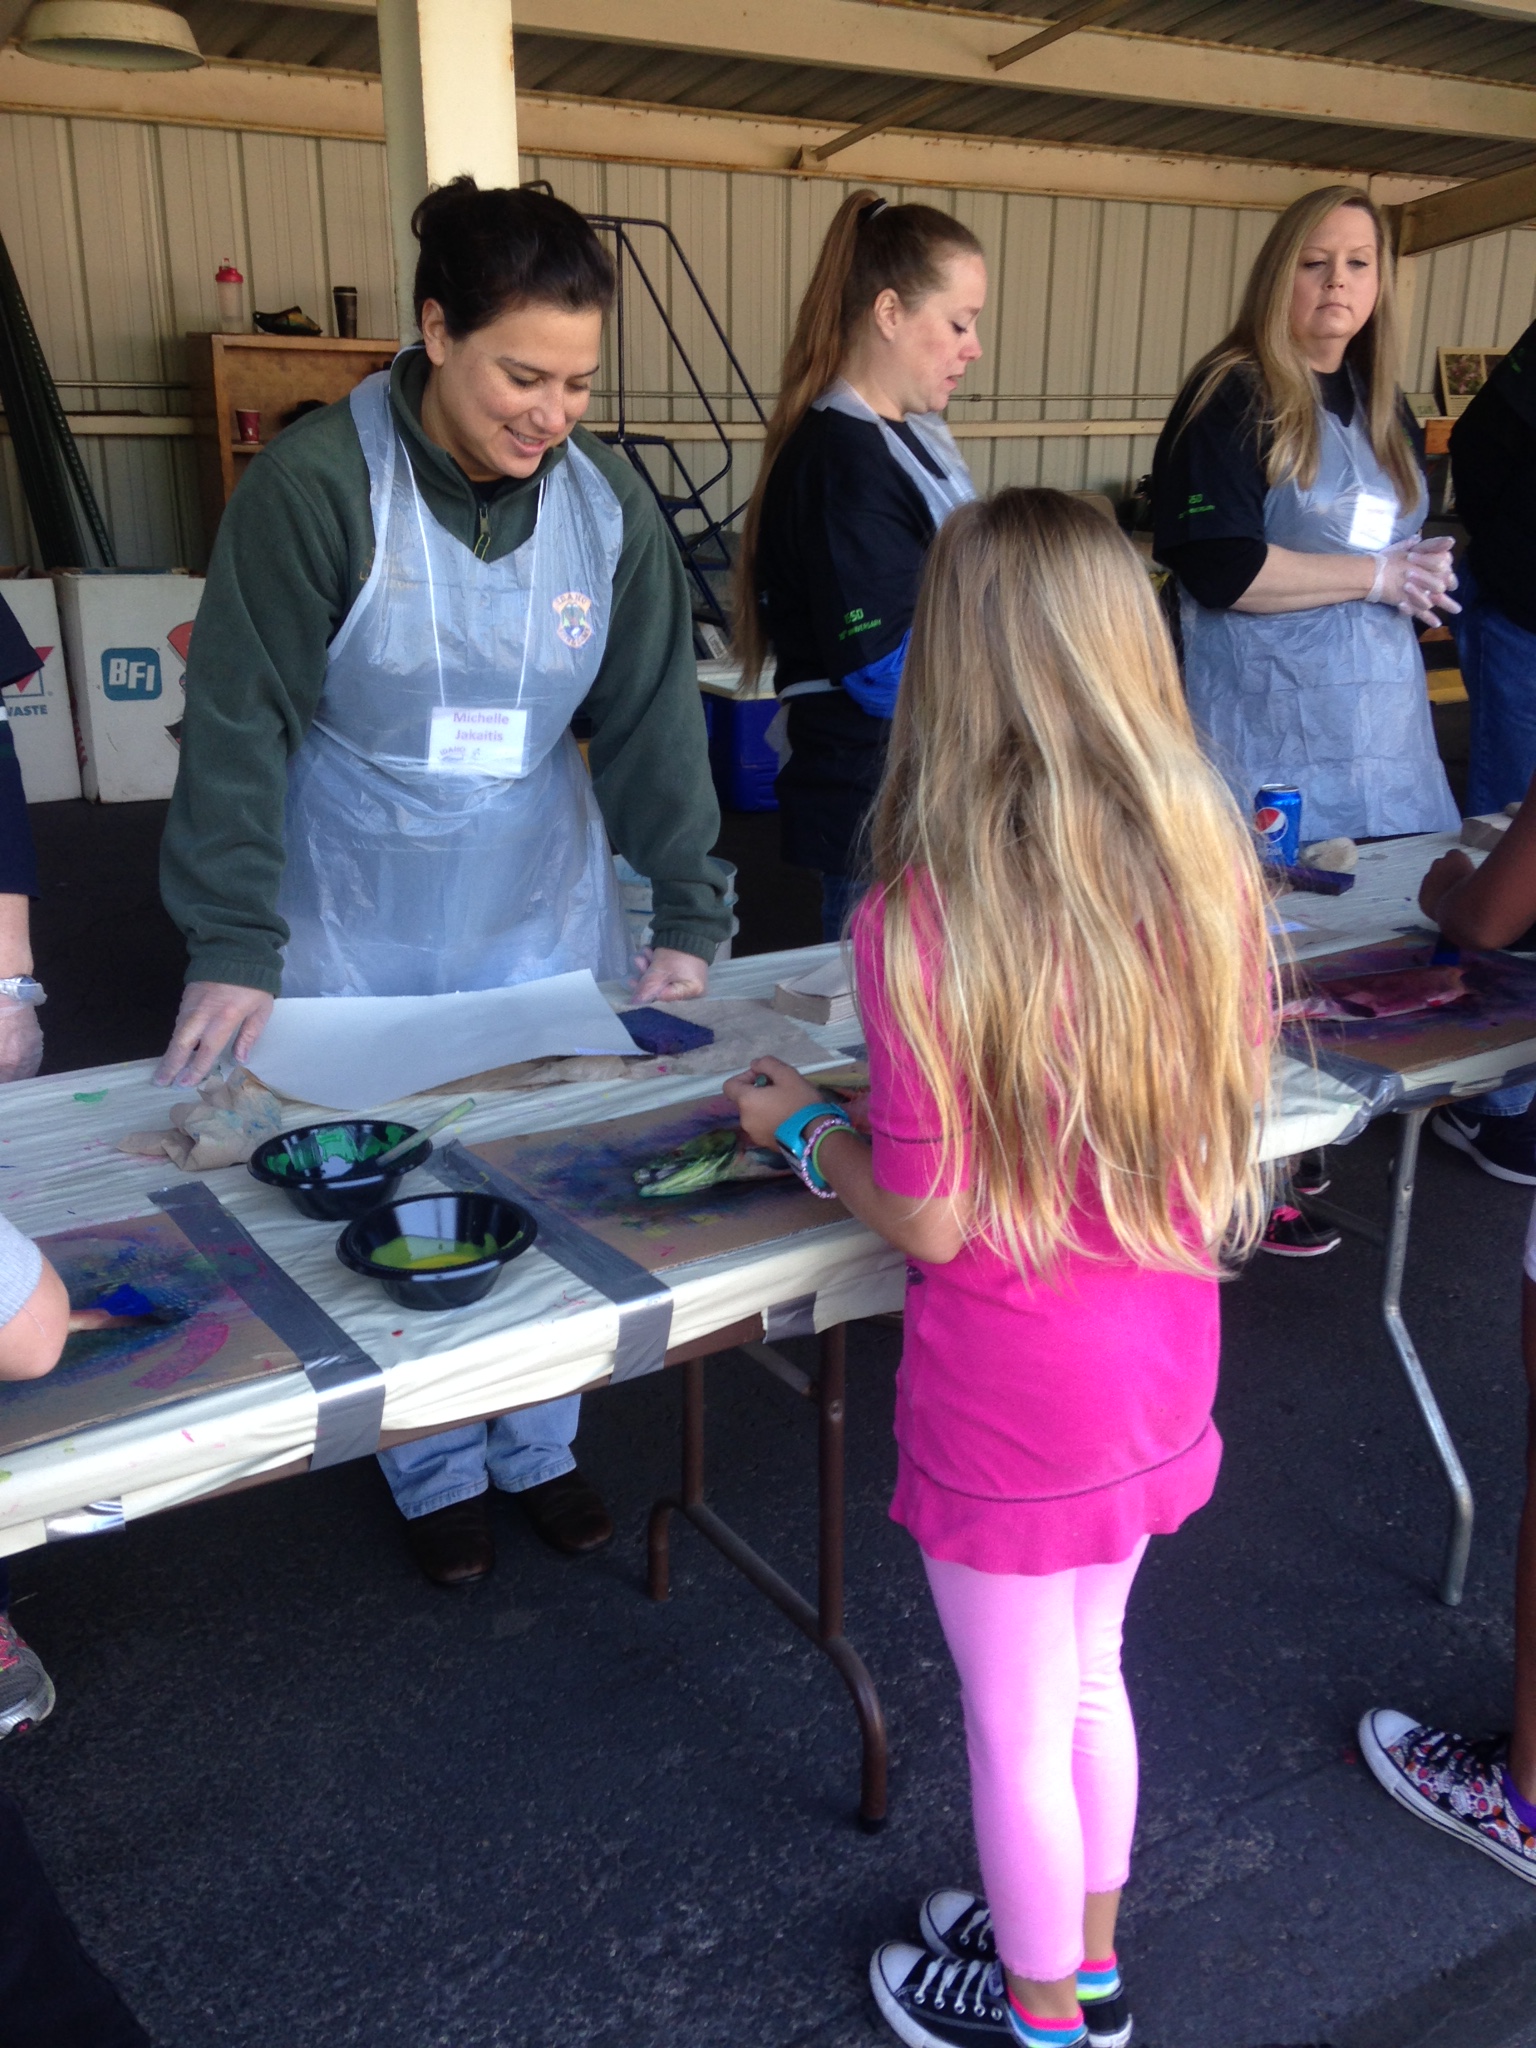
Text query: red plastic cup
235 408 261 443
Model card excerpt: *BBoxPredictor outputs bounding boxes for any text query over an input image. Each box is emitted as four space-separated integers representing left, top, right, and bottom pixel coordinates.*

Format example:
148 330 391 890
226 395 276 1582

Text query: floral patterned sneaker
1358 1709 1536 1884
0 1613 55 1740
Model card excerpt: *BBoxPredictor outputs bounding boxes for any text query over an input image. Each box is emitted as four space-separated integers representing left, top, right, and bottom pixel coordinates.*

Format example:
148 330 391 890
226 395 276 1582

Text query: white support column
376 0 520 341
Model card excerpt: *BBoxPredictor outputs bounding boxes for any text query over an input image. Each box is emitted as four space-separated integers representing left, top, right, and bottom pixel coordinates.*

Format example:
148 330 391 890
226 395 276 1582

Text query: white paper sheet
245 972 642 1109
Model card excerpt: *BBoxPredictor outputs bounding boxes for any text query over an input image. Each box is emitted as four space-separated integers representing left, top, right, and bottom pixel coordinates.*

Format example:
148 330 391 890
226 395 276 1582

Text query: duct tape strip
763 1292 817 1341
438 1142 674 1383
150 1182 385 1471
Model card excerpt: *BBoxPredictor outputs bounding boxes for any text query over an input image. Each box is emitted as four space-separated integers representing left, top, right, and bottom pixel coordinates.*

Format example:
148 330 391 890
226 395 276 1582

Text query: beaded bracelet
806 1115 859 1191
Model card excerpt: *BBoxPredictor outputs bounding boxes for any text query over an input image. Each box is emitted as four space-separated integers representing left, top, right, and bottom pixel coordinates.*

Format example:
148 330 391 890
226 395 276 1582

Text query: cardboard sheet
0 1210 300 1455
245 972 642 1109
467 1069 867 1276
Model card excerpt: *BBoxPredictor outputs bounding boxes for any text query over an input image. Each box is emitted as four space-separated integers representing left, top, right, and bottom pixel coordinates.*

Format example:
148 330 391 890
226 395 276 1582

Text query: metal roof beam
203 0 1536 146
501 0 1536 145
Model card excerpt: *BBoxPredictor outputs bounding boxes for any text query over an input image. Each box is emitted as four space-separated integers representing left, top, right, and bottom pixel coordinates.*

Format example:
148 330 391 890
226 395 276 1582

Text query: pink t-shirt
854 891 1222 1577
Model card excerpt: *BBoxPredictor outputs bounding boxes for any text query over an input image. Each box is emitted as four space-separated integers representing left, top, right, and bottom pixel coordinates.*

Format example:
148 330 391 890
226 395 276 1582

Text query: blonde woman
726 490 1275 2048
1153 185 1459 844
736 190 983 940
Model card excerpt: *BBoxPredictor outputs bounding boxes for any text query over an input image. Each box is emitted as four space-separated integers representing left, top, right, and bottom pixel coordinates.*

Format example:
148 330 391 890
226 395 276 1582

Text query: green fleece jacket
161 350 728 995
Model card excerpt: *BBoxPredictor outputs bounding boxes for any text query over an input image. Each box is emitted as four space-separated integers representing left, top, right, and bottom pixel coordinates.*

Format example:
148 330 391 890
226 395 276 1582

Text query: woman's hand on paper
155 982 274 1089
723 1054 821 1146
632 946 710 1002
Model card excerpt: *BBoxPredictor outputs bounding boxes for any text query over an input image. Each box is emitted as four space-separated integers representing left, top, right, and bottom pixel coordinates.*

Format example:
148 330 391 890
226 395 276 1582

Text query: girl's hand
1420 848 1475 924
722 1055 821 1147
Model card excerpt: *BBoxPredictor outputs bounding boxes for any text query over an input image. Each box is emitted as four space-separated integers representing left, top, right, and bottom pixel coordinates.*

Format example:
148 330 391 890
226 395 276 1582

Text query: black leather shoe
405 1494 495 1586
516 1469 614 1555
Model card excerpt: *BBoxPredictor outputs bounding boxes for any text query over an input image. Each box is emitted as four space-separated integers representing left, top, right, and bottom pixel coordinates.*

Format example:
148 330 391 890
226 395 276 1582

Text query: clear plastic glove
155 981 274 1089
0 995 42 1083
631 946 710 1002
1368 535 1460 628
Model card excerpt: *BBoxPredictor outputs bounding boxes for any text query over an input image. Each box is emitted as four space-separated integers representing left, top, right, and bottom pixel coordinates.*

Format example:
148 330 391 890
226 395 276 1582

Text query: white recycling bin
54 571 203 802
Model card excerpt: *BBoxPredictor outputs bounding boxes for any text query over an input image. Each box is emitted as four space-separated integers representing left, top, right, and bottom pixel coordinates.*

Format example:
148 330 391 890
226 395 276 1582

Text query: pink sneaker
0 1613 55 1739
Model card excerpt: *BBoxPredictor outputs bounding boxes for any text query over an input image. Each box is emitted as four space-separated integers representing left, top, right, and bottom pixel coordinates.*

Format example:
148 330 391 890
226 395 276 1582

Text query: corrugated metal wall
0 111 393 570
2 113 1535 569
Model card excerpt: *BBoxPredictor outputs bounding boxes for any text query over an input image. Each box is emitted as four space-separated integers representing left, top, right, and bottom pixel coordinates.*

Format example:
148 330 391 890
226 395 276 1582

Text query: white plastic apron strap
811 379 977 530
765 679 836 766
150 1182 386 1470
438 1144 674 1382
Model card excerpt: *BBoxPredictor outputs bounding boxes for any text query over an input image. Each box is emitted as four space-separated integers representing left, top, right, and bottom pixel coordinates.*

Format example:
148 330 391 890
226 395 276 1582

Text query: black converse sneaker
917 1893 1133 2048
870 1943 1011 2046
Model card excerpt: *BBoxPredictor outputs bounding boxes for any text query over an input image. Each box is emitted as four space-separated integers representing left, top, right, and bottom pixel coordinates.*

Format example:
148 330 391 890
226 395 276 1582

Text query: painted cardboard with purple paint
470 1069 867 1273
0 1211 300 1455
1282 935 1536 1076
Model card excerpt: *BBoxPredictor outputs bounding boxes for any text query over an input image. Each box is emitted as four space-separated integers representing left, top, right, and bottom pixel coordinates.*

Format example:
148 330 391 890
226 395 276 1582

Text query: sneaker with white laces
0 1615 55 1740
917 1894 1132 2048
1431 1109 1536 1187
1358 1709 1536 1884
870 1943 1013 2046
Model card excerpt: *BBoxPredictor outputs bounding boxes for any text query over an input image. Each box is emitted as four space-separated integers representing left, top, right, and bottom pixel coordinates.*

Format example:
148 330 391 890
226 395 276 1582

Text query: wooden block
1461 813 1511 851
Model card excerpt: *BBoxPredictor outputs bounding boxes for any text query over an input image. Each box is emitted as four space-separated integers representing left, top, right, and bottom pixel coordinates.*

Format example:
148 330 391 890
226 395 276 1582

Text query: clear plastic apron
276 367 631 997
1180 394 1458 842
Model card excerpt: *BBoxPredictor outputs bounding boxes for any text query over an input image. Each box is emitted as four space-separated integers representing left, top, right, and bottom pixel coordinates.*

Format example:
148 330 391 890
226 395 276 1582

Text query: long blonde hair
1180 185 1419 512
868 489 1276 1277
734 190 982 684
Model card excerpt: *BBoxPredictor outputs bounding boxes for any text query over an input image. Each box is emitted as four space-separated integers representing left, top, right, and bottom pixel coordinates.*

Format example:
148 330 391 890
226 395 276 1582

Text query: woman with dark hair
157 179 731 1587
737 191 985 938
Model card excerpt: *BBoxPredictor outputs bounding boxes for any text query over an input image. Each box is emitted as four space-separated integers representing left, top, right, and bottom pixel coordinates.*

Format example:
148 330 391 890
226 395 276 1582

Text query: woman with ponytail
737 191 985 938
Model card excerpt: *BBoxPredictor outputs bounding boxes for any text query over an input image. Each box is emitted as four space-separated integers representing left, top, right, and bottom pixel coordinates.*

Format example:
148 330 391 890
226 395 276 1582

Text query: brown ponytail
733 190 984 683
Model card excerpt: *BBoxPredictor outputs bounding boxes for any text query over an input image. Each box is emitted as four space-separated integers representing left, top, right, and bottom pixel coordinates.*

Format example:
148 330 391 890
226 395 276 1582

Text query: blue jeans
1453 566 1536 815
1465 1081 1536 1119
377 1393 580 1520
818 873 866 944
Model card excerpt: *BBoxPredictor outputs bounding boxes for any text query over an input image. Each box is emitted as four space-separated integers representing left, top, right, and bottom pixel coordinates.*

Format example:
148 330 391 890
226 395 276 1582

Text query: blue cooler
708 696 780 812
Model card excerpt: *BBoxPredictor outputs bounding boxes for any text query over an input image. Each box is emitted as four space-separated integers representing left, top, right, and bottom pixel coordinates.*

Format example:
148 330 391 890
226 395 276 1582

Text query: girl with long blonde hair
736 188 984 940
726 488 1275 2048
1152 185 1458 845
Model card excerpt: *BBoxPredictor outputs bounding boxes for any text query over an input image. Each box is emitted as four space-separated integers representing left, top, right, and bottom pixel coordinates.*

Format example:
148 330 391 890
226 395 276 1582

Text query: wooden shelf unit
186 332 399 551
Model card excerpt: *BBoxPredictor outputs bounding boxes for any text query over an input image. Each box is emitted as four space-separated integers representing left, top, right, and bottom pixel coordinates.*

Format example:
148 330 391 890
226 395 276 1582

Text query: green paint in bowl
369 1232 499 1272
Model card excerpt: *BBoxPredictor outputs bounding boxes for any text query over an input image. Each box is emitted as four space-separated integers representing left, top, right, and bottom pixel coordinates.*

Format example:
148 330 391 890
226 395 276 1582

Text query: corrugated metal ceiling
171 0 1536 181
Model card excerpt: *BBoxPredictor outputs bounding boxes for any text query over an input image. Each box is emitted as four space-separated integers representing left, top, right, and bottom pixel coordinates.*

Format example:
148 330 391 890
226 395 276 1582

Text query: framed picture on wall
1437 346 1509 416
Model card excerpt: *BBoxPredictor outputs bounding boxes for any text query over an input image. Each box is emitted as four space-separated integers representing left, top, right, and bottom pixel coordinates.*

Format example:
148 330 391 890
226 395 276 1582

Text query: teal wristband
774 1104 832 1154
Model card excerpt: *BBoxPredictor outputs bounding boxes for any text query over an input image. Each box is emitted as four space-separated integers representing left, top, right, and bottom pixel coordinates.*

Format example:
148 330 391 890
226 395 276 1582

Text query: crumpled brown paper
118 1068 285 1171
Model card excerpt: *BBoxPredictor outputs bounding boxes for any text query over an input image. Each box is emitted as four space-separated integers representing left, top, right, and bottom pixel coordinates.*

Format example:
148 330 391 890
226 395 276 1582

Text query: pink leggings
923 1537 1148 1984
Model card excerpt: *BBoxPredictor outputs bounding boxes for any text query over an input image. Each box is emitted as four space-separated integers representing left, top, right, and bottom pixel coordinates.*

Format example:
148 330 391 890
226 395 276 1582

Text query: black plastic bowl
248 1119 432 1222
336 1192 537 1311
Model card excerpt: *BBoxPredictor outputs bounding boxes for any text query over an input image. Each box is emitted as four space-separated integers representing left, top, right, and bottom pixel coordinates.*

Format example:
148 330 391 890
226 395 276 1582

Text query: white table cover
0 886 1465 1555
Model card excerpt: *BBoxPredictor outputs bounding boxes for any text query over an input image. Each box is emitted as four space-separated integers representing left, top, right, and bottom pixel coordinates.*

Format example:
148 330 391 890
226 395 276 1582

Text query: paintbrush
367 1098 475 1172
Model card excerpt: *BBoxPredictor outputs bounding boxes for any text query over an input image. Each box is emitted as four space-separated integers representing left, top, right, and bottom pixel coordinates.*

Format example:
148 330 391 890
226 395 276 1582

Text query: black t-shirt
1152 363 1418 610
1452 318 1536 634
757 405 941 691
0 594 40 899
754 405 944 875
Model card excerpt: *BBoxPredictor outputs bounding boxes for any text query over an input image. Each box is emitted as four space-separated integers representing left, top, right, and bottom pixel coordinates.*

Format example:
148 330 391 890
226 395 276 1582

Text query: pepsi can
1253 784 1302 866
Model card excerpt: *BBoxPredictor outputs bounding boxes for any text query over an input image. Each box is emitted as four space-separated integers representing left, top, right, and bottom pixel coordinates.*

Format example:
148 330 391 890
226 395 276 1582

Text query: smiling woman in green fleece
157 178 730 1587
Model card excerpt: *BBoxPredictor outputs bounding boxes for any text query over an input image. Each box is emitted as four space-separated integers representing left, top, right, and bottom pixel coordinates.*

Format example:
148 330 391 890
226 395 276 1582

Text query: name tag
1346 491 1396 552
426 705 529 776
